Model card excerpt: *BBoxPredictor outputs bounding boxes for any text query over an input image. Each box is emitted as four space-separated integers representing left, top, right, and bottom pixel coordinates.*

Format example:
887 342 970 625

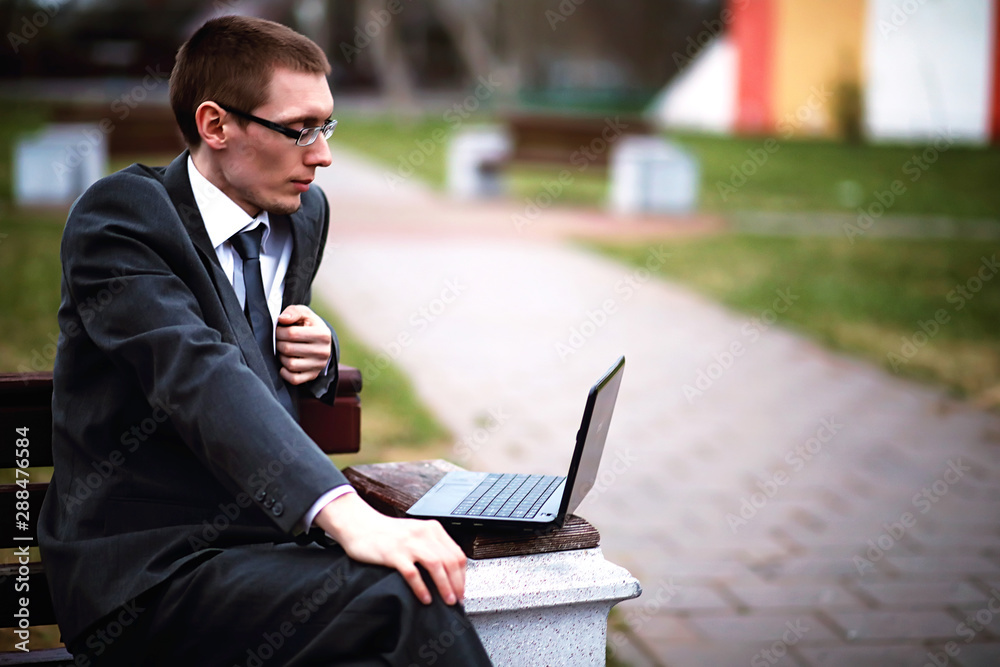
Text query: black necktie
230 226 294 414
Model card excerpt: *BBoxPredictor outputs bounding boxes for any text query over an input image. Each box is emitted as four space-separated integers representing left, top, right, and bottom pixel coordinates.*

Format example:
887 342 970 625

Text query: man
38 15 491 666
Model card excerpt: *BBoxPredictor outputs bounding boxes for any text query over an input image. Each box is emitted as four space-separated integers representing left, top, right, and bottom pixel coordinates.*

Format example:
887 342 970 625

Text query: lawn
332 111 1000 219
585 235 1000 404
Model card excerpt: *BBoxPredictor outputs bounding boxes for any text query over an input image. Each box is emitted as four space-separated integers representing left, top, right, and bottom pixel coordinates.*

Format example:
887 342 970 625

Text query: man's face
218 67 333 216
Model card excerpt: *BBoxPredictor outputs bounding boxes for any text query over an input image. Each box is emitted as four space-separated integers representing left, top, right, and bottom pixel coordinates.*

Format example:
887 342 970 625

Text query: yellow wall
772 0 866 137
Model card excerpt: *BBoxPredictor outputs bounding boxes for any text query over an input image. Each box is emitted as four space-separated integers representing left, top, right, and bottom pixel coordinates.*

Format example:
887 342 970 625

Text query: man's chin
265 195 302 216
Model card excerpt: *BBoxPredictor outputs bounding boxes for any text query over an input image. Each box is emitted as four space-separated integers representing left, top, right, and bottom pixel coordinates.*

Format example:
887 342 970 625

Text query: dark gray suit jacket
38 152 349 644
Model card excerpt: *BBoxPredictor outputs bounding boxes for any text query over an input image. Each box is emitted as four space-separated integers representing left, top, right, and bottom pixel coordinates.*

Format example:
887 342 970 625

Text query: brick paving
312 147 1000 666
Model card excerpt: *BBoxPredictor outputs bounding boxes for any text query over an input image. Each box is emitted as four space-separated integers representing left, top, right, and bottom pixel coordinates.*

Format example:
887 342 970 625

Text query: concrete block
15 123 107 206
464 547 641 666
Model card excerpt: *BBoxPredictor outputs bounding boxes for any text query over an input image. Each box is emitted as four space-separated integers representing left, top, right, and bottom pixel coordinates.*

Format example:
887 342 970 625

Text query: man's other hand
315 493 467 606
275 304 332 384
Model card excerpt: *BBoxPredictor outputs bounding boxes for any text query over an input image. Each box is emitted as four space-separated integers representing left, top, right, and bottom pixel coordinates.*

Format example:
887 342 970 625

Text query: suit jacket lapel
161 152 277 388
281 206 319 310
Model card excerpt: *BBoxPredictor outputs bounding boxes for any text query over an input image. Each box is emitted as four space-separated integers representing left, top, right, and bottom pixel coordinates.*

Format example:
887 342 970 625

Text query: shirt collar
187 155 271 251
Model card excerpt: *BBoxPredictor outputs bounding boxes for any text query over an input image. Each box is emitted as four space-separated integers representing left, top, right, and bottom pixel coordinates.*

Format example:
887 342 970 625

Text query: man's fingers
276 341 328 359
432 525 466 602
421 561 458 606
279 366 320 385
397 561 433 606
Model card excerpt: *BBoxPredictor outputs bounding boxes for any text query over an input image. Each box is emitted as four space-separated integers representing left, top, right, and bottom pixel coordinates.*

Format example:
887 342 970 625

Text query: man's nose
306 136 332 168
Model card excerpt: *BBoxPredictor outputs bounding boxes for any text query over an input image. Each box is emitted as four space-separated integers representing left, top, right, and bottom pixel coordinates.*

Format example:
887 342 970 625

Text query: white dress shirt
187 157 353 532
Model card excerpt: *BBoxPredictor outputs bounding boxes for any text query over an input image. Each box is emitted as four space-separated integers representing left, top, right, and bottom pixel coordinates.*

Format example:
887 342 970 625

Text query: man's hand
275 305 331 385
315 493 467 606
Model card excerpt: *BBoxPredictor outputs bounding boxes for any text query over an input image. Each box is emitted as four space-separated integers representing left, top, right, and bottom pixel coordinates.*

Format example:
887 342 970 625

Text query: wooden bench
497 112 654 170
0 368 362 665
452 112 654 201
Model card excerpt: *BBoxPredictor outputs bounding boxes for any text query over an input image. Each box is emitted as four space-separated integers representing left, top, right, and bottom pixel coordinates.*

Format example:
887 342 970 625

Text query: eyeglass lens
296 122 336 147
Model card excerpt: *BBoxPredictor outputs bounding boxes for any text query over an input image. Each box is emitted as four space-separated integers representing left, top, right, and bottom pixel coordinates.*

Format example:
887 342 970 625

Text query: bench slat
0 562 59 629
0 648 74 666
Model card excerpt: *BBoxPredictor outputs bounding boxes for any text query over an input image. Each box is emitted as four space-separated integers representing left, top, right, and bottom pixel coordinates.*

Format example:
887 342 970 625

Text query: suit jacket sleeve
61 170 348 534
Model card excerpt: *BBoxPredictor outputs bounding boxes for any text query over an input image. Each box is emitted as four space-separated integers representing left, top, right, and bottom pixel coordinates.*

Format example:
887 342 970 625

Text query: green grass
672 133 1000 218
333 113 455 189
586 236 1000 404
332 113 1000 219
310 303 453 466
0 211 64 373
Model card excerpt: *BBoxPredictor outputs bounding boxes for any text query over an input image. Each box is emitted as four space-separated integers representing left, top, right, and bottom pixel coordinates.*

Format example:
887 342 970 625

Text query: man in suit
38 15 491 666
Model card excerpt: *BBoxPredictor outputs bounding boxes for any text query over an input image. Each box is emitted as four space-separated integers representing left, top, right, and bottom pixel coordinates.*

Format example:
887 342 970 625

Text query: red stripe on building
732 0 775 134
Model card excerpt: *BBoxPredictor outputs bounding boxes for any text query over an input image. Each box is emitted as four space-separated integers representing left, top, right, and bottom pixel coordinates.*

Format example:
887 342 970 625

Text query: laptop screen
564 357 624 516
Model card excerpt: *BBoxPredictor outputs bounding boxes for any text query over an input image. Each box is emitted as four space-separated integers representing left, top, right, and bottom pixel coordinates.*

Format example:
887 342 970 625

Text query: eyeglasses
219 104 337 147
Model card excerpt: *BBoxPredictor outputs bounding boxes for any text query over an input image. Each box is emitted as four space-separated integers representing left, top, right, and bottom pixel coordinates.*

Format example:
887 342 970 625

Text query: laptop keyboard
451 473 563 519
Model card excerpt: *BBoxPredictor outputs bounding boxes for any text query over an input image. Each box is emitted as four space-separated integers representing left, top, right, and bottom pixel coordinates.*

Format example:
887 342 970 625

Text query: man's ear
194 101 229 150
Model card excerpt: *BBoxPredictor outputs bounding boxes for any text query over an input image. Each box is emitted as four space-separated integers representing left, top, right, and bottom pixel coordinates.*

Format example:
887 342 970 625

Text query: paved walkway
312 147 1000 666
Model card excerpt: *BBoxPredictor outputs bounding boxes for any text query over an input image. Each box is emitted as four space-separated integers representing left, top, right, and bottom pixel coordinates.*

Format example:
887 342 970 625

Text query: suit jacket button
272 503 284 516
264 497 275 509
254 489 266 502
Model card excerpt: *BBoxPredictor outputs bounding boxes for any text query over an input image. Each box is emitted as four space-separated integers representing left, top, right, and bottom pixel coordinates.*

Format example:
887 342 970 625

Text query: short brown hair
169 15 331 147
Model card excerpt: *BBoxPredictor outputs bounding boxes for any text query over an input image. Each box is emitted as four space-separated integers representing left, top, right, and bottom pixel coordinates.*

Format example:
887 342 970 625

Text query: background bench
0 368 362 665
496 112 654 169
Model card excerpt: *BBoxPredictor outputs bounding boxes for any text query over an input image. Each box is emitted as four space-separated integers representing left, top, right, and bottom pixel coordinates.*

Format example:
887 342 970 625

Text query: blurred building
653 0 1000 144
1 0 720 108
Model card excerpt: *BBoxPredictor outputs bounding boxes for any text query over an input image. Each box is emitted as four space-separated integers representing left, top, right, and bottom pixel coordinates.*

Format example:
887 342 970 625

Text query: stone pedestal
608 135 699 214
342 461 642 665
446 127 509 199
465 548 641 666
15 123 108 206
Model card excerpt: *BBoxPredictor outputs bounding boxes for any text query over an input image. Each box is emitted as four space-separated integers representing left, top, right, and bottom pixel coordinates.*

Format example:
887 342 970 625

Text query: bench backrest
0 369 362 642
503 113 654 167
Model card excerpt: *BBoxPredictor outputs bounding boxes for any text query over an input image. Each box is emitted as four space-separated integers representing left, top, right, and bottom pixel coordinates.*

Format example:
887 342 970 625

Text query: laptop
406 356 625 532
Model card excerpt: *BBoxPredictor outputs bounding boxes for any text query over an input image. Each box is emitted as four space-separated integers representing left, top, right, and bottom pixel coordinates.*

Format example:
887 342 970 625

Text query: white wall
865 0 995 144
648 37 736 134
